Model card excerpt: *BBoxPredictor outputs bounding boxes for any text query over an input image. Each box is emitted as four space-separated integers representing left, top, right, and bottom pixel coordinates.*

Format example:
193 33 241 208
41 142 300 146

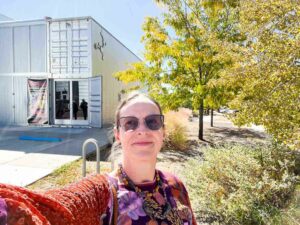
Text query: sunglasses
118 114 164 132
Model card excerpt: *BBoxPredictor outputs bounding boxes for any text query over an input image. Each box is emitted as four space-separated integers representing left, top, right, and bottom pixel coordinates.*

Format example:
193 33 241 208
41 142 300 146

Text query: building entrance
54 79 89 125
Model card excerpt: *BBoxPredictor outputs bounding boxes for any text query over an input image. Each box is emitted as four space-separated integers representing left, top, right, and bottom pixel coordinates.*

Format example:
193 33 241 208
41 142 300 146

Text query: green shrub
184 144 299 224
164 110 189 151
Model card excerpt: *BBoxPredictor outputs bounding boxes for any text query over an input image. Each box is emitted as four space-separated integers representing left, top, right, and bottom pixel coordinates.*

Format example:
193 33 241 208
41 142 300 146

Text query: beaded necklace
117 164 177 221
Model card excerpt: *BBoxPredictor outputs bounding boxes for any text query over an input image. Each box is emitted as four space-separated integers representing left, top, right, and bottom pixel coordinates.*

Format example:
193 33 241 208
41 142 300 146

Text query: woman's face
114 98 164 163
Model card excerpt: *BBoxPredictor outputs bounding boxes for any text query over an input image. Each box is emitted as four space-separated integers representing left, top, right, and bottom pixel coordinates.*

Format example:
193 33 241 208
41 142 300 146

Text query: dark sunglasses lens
120 117 139 131
145 115 163 130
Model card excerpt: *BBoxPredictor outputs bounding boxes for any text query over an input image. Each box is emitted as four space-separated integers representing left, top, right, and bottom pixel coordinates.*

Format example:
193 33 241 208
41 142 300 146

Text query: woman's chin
131 150 158 161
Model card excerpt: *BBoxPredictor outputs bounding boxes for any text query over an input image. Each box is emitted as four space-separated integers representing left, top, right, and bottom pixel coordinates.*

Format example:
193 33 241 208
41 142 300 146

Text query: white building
0 16 141 127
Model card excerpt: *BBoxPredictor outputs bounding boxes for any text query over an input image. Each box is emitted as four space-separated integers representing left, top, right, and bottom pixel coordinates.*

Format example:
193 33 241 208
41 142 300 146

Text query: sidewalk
203 112 265 132
0 125 110 186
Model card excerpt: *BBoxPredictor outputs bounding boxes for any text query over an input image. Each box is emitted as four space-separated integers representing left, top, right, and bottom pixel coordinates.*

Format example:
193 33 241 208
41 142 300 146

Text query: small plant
184 144 299 224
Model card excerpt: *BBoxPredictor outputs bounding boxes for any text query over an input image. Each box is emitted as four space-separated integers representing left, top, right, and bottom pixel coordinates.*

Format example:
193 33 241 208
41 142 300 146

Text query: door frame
53 79 89 126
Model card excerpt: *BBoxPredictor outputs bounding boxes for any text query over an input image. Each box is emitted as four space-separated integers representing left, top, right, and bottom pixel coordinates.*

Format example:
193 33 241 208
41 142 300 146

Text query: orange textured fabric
0 174 110 225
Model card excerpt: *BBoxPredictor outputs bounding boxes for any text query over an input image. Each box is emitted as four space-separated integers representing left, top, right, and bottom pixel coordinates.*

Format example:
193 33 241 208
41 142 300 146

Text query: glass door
54 79 88 125
55 81 70 124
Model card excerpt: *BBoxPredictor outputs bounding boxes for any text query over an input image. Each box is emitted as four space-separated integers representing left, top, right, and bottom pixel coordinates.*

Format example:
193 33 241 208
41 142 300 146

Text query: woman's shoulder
104 170 119 187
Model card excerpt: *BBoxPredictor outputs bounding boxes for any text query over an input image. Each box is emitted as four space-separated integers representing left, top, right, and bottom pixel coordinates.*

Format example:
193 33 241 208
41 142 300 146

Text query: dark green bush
184 144 299 224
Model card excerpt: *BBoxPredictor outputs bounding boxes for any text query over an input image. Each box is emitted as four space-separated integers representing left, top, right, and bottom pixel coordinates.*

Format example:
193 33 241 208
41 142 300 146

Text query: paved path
0 125 110 186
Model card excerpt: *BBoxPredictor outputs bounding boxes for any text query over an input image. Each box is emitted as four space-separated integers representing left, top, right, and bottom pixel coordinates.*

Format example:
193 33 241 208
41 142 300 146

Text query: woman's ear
114 127 120 142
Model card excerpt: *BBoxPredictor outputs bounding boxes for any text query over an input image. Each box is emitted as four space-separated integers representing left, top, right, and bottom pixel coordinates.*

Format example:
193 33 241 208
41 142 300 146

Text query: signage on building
94 31 106 60
27 79 48 124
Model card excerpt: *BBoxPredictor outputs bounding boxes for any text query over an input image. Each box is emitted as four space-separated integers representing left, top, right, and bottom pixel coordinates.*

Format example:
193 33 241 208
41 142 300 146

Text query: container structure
0 16 140 127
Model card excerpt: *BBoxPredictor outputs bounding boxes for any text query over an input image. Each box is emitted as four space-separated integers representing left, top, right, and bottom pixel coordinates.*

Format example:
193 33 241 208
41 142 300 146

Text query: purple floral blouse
0 198 7 225
101 170 197 225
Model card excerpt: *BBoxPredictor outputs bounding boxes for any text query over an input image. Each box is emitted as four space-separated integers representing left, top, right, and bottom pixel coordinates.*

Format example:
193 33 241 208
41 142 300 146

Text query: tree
221 0 300 149
116 0 238 140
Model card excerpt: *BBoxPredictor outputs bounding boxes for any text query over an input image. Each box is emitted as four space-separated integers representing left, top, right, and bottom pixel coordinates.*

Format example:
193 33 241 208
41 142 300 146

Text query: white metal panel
0 27 13 73
30 25 47 72
79 80 88 102
0 23 47 74
48 79 54 125
14 26 29 72
49 19 90 75
0 76 13 124
13 76 27 124
89 76 102 127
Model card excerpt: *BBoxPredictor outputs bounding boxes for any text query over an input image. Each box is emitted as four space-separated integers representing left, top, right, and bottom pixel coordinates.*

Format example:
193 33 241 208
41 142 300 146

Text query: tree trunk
198 98 204 140
211 108 213 127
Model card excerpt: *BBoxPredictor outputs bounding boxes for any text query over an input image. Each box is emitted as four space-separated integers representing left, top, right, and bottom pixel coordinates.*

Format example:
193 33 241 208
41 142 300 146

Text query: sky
0 0 163 59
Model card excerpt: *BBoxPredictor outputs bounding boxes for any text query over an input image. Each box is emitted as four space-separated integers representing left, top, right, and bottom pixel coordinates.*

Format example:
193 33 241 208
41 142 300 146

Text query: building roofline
48 16 142 61
0 15 142 61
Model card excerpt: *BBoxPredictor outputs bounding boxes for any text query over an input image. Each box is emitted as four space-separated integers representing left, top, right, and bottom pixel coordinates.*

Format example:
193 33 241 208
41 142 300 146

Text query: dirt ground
155 112 270 179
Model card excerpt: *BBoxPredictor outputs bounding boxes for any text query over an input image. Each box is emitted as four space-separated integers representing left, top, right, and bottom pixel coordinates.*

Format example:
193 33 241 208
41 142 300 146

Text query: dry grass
27 156 112 191
164 109 190 151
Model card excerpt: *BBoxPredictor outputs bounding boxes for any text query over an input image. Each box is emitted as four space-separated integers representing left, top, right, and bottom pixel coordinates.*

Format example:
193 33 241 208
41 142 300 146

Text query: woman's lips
132 141 153 146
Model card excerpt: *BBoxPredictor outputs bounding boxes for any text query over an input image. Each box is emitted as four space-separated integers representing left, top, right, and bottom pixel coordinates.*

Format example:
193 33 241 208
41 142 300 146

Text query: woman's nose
136 120 149 133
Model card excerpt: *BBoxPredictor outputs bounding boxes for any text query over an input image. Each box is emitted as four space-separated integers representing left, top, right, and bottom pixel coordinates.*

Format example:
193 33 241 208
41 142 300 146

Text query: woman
102 92 197 225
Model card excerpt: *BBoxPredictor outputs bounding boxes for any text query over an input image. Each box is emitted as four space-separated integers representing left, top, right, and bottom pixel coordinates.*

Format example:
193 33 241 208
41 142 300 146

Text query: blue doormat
19 136 62 142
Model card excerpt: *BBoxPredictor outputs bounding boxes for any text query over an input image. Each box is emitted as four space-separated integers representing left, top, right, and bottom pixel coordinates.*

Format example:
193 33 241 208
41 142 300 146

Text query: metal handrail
82 138 100 177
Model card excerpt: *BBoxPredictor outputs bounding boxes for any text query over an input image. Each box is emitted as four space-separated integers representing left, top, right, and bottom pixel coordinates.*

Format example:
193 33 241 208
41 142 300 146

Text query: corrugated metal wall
30 25 47 72
49 19 90 75
89 77 102 127
0 21 47 125
0 76 13 124
13 77 28 124
0 76 28 125
0 23 47 73
0 27 13 73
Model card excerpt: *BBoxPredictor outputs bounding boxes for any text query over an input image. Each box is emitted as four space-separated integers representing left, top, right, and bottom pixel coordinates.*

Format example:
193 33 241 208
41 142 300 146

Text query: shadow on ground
208 127 267 139
202 127 270 148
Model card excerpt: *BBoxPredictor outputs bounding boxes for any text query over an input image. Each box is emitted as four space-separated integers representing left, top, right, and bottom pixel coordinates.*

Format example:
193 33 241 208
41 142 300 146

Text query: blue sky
0 0 163 58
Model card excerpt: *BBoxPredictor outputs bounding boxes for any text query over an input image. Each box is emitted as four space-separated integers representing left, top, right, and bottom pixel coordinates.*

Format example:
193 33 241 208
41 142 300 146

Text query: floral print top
101 170 197 225
0 198 7 225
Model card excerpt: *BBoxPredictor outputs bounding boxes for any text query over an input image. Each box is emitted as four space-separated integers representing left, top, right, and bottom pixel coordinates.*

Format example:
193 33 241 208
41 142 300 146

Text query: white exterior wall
48 18 92 77
0 20 47 125
0 20 47 74
91 19 141 124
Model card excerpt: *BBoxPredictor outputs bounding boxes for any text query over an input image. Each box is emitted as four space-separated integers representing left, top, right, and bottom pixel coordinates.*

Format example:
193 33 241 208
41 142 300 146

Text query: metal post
82 138 100 177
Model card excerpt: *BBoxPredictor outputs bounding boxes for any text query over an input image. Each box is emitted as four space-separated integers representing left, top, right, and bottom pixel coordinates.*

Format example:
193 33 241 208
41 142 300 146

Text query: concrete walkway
0 125 111 186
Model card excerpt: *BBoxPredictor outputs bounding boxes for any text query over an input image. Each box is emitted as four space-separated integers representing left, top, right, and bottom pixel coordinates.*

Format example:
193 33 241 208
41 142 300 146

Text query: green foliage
220 0 300 149
116 0 299 147
184 144 299 224
273 183 300 225
115 0 241 111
